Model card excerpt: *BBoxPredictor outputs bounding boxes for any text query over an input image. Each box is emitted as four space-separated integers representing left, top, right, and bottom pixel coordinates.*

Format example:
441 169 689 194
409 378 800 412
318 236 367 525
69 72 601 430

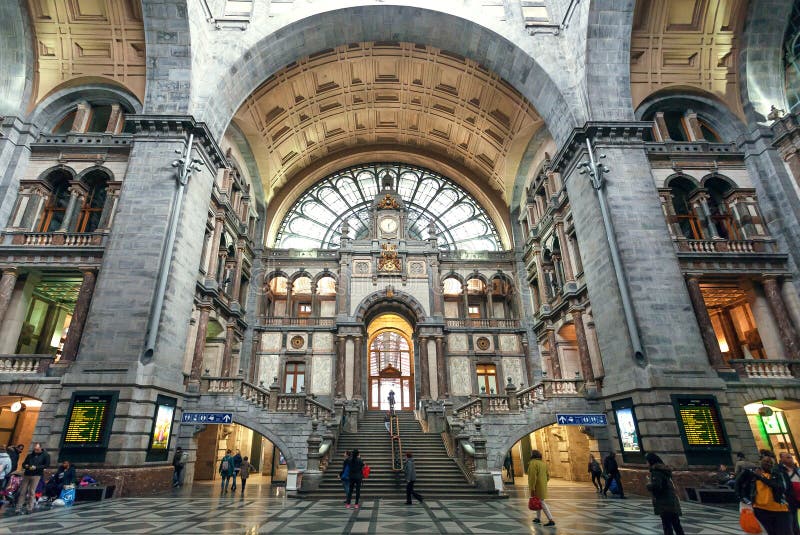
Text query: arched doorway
367 313 415 411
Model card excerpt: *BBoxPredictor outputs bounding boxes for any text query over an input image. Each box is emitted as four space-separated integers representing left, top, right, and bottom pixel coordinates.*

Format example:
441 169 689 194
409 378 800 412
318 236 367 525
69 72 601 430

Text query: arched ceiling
233 41 543 206
26 0 146 109
630 0 749 118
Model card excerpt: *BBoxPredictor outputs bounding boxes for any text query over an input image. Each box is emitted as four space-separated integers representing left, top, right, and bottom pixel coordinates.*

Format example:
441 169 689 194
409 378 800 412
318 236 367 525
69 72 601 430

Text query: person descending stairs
311 411 492 499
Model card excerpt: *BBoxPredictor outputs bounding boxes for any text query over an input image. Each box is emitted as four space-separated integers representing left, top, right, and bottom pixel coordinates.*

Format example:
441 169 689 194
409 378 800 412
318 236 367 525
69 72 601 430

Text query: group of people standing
0 442 65 515
337 449 421 508
734 449 800 535
218 449 255 493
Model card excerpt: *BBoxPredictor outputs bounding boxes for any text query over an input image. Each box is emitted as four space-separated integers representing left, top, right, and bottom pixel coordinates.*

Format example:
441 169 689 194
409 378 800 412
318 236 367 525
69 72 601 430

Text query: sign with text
556 414 608 426
676 397 727 447
182 412 232 424
61 392 117 449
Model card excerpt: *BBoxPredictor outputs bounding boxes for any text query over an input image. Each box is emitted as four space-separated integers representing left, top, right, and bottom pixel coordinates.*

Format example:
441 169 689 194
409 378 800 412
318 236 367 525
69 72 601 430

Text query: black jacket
6 447 19 472
52 465 76 486
173 451 186 468
603 455 619 476
735 467 788 506
778 464 800 507
233 454 243 469
347 457 365 481
22 450 50 477
646 463 682 516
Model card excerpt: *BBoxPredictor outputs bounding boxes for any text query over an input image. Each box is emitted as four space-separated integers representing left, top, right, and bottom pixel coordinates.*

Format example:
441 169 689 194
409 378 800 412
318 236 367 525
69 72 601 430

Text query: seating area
684 486 738 505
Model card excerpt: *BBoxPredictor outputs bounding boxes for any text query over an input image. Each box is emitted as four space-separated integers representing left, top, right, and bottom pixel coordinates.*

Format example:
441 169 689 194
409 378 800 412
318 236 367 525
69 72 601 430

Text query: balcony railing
454 379 583 419
675 238 776 254
444 318 520 329
261 317 336 327
200 376 334 420
729 359 798 379
0 354 54 373
3 231 106 247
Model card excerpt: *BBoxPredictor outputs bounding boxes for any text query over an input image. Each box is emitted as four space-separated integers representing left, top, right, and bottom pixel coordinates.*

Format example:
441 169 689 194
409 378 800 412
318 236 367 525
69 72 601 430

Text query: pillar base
300 470 323 492
473 471 495 492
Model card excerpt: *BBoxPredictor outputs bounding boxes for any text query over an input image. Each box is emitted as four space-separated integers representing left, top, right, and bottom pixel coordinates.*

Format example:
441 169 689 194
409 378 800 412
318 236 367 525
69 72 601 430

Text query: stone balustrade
444 318 520 328
729 359 797 379
676 238 774 253
261 317 335 327
199 376 333 420
3 231 106 247
454 379 583 419
0 354 54 373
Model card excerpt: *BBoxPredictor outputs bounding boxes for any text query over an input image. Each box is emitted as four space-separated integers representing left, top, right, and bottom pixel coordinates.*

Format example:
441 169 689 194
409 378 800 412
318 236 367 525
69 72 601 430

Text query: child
239 456 256 492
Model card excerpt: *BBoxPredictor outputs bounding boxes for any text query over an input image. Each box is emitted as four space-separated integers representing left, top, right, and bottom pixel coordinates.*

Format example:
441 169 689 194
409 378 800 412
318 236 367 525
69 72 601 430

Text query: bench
685 486 737 504
75 485 115 502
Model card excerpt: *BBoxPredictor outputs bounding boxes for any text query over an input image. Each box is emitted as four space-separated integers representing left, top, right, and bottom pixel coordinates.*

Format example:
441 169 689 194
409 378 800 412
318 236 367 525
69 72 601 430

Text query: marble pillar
546 328 562 379
571 308 595 382
763 277 800 360
435 336 448 398
190 305 212 380
221 325 236 376
418 335 430 399
353 335 363 398
0 268 19 327
335 335 346 398
685 276 726 368
60 269 97 362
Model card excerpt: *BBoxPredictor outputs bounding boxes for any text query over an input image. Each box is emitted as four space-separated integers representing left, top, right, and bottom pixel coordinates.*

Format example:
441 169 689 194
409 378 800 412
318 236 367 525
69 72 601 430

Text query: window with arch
38 170 72 232
368 330 414 410
75 170 109 233
443 277 463 318
51 102 126 135
646 109 722 143
476 363 498 394
292 276 312 317
275 163 502 251
785 0 800 111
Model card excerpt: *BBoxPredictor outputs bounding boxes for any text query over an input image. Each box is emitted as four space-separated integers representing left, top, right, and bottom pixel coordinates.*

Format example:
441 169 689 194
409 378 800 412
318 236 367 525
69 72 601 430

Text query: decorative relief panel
310 355 332 395
286 332 307 352
235 42 542 202
498 334 519 353
473 334 494 353
27 0 146 106
407 260 427 278
353 259 372 277
261 332 282 351
448 333 469 353
449 356 472 397
258 354 280 386
502 357 524 387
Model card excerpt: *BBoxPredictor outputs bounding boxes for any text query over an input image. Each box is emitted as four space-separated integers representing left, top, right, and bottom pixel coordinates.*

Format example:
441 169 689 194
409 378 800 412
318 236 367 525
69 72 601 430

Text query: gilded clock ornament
378 243 402 272
377 193 400 210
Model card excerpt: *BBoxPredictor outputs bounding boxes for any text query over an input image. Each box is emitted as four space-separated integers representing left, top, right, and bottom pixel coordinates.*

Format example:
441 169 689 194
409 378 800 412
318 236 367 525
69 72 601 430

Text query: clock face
379 217 398 235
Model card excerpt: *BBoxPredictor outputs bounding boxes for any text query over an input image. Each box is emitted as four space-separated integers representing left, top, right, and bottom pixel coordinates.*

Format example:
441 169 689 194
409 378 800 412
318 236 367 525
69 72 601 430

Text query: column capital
1 267 19 276
550 121 654 174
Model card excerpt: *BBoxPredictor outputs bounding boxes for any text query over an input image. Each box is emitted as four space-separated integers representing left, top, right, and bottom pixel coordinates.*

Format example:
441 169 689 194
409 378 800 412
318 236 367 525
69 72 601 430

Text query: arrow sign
182 412 233 424
556 413 607 427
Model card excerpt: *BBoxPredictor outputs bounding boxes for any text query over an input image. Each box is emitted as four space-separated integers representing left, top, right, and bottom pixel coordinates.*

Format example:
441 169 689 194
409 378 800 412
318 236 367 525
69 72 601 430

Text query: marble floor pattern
0 479 741 534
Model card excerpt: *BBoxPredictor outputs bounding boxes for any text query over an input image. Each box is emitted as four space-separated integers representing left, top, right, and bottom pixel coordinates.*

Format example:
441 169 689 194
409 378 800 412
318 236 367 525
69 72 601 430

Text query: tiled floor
0 478 741 534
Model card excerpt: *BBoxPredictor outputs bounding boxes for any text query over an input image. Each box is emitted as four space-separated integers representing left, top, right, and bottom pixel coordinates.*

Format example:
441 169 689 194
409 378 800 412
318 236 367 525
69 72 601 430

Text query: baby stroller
1 474 22 510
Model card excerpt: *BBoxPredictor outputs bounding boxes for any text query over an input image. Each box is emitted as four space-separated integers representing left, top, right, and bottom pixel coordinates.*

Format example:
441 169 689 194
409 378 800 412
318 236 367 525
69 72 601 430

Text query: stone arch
739 0 795 124
288 271 313 284
312 270 338 286
664 172 701 190
29 81 142 132
440 271 467 286
193 5 580 146
0 0 34 116
701 173 739 190
77 165 116 182
485 414 560 470
37 164 78 183
635 88 748 142
353 288 427 326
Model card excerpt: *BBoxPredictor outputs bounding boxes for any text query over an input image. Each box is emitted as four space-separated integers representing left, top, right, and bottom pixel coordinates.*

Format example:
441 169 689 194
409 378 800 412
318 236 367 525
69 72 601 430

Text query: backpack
341 463 350 480
221 459 230 472
609 478 620 495
179 452 189 466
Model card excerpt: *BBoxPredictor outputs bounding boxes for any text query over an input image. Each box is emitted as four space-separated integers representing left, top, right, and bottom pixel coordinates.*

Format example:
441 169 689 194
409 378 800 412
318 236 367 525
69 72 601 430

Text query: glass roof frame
275 163 501 251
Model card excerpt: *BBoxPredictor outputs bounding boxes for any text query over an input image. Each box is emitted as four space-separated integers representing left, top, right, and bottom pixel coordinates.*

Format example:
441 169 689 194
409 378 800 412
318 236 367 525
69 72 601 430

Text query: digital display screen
63 394 112 446
615 407 641 452
677 398 727 447
150 404 175 450
762 412 789 435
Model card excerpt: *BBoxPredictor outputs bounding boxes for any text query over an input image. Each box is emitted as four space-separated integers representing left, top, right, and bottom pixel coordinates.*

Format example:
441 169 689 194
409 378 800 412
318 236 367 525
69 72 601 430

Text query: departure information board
63 394 112 446
677 398 727 447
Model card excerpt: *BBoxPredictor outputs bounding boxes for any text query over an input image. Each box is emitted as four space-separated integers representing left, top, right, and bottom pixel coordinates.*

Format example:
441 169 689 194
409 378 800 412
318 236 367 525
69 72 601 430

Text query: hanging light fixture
10 399 24 413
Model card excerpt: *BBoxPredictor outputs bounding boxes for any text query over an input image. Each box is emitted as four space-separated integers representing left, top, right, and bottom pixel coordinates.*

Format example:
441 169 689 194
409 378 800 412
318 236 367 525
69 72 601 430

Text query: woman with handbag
527 450 555 527
645 453 685 535
736 455 793 535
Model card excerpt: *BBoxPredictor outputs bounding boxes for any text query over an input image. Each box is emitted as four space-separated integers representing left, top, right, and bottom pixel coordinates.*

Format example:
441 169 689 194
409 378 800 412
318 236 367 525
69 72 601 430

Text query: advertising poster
615 407 641 452
150 404 175 450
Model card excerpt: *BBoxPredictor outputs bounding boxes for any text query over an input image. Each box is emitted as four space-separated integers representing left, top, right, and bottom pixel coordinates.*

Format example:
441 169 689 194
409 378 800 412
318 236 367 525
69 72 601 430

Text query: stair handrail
389 409 404 472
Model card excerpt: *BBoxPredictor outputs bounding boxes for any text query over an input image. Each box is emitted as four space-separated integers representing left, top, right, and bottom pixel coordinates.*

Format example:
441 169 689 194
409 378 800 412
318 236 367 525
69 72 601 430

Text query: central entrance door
368 328 415 411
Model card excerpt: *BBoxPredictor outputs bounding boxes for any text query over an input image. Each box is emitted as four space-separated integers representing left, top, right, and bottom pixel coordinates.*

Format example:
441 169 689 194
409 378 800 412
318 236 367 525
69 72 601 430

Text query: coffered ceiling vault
27 0 146 108
631 0 748 118
233 42 543 205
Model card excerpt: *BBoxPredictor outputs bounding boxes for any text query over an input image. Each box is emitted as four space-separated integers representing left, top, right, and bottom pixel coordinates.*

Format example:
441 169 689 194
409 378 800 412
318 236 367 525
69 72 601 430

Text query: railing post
268 376 280 411
301 420 324 492
472 421 493 491
200 374 211 393
505 378 518 411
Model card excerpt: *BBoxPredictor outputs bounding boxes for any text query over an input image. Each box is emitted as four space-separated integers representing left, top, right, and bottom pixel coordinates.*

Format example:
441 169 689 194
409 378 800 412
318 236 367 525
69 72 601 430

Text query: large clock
379 217 398 236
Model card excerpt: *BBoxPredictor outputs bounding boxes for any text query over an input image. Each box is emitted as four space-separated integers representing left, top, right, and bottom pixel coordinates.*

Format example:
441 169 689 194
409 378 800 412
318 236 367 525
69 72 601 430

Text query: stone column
428 256 443 317
96 182 122 230
571 308 595 382
335 335 346 398
231 243 245 303
105 104 124 134
555 221 575 282
763 277 800 360
546 328 562 379
418 336 430 400
718 310 744 360
532 248 547 306
0 268 19 326
353 335 363 398
221 324 236 376
189 304 212 380
57 182 87 232
690 192 720 239
684 276 726 368
60 268 97 362
521 335 534 385
20 183 49 230
486 287 494 319
206 215 224 282
435 336 448 398
71 102 91 132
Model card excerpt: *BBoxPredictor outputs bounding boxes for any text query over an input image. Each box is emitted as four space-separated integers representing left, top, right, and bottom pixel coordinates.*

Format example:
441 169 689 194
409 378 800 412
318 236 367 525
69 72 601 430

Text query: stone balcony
453 378 585 419
1 230 109 247
674 238 777 254
0 354 55 375
444 318 520 329
727 359 800 381
260 317 336 327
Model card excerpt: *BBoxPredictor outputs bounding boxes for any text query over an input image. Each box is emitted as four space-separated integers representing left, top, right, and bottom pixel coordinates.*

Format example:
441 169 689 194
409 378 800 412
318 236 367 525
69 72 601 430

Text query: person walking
588 454 603 493
219 449 234 493
645 453 685 535
231 449 243 491
172 447 187 488
602 452 625 498
404 452 424 505
0 447 12 493
388 390 396 413
778 452 800 535
527 450 555 527
735 455 793 535
344 449 365 509
340 451 351 501
239 456 255 493
17 442 50 514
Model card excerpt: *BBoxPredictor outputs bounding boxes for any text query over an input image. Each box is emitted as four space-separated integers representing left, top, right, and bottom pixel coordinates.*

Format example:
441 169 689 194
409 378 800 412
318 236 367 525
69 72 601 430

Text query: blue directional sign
556 413 608 426
182 412 233 424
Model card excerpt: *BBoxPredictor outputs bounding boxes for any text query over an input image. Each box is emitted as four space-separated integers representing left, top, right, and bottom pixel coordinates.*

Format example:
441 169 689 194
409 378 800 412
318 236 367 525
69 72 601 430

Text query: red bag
739 505 762 534
528 496 542 511
362 465 371 479
792 481 800 502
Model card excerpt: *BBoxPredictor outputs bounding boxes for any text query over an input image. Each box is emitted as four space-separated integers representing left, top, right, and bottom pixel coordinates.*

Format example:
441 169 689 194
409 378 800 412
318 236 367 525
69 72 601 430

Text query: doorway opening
744 401 800 460
367 313 415 411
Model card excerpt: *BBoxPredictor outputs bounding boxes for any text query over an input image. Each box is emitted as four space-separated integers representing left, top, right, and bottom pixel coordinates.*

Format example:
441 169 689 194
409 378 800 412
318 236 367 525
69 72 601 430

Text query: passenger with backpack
172 447 188 488
344 449 365 509
645 453 685 535
339 451 351 500
588 454 603 493
219 450 234 493
231 450 243 491
602 452 625 499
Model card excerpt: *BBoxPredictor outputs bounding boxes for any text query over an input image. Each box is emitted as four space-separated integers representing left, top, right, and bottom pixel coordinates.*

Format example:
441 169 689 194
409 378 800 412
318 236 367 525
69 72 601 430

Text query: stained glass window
275 163 501 251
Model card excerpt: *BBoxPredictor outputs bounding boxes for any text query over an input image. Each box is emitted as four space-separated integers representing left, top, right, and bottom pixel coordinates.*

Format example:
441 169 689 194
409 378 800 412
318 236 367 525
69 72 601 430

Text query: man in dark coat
345 449 365 509
172 447 187 487
645 453 685 535
403 452 424 505
17 442 50 514
602 452 625 498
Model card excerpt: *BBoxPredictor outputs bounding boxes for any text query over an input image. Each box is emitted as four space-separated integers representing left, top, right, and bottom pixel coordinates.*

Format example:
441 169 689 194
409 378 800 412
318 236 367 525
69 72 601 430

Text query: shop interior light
10 401 23 413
